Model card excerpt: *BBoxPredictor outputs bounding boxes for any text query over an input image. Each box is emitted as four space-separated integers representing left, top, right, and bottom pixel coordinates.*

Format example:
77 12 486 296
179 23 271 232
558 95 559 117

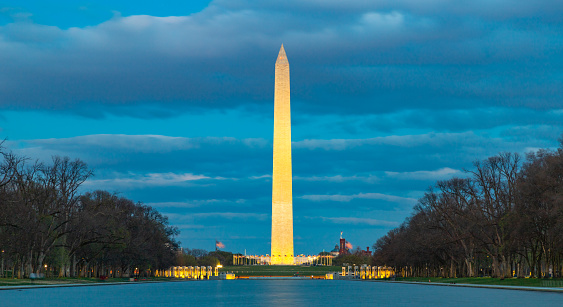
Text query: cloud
9 134 272 177
249 174 271 180
293 174 379 182
193 212 268 220
83 172 218 189
385 167 461 180
145 199 247 209
26 134 232 153
344 108 563 134
313 216 400 227
300 192 417 205
144 201 203 208
165 212 268 221
294 132 477 150
501 125 563 142
175 224 207 230
217 0 563 21
1 1 562 117
8 131 557 184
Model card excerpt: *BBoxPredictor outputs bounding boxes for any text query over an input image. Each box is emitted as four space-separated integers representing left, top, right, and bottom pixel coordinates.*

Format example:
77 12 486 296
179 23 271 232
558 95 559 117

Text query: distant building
360 247 372 257
329 233 371 257
330 245 339 256
339 238 350 255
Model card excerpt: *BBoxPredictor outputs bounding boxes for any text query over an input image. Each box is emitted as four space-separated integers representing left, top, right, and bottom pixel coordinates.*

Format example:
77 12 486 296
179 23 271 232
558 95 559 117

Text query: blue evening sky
1 0 562 255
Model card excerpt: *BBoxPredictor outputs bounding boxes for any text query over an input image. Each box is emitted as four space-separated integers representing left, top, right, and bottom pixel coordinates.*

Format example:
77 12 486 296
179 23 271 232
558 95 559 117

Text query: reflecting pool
2 280 562 306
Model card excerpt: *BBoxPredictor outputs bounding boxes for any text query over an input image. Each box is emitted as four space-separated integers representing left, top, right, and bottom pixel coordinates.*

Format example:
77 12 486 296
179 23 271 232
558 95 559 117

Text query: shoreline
379 280 563 293
0 279 188 291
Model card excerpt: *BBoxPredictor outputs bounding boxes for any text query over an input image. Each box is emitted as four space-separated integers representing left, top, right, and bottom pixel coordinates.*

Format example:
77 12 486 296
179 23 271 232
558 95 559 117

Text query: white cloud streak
293 174 379 182
294 132 476 150
385 167 461 180
83 172 226 189
26 134 236 153
165 212 268 221
306 216 399 227
145 199 247 208
300 192 417 205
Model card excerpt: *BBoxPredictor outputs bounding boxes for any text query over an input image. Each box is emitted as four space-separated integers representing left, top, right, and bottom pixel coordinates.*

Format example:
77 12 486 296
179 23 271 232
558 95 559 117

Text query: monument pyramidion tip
276 44 288 64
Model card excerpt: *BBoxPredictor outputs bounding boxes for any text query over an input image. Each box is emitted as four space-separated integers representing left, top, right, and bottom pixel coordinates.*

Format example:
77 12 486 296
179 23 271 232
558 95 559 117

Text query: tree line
0 143 179 278
373 138 563 279
176 249 234 267
332 251 372 267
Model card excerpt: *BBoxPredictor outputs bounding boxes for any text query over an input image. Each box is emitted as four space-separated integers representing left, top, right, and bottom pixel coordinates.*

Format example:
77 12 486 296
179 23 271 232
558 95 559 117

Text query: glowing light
225 273 236 280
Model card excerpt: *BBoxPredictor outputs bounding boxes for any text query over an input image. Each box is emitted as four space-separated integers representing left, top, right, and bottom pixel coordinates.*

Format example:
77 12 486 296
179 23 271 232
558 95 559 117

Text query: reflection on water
2 280 563 307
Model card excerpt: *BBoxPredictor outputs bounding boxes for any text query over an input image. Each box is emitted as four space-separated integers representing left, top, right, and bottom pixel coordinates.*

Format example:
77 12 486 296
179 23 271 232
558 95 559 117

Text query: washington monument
271 44 294 265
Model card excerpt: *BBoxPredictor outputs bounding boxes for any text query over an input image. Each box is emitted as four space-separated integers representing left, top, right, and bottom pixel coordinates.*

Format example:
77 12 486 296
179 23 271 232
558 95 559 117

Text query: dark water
2 280 562 306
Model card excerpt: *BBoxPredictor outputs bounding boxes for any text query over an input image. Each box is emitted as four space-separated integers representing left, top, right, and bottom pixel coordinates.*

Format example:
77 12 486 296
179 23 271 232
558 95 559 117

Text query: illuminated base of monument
270 255 294 265
233 254 331 265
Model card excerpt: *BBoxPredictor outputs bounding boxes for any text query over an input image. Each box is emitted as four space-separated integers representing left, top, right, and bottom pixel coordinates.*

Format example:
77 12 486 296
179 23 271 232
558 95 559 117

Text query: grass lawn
219 265 341 277
397 277 563 288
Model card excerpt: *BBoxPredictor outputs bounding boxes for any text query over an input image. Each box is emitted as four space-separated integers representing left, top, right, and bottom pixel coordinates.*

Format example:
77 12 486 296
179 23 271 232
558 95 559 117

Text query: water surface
2 280 562 306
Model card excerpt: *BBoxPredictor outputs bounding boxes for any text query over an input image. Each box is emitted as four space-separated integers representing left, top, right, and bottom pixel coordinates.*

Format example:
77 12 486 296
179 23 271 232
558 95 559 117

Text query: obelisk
271 44 294 265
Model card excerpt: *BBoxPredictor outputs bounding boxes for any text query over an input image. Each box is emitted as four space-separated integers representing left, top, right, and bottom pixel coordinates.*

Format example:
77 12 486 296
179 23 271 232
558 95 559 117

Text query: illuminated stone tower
271 44 294 265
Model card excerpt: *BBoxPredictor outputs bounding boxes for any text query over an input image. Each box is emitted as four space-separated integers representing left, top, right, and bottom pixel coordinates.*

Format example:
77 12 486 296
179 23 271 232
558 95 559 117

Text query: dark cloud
217 0 563 22
331 108 563 134
1 1 562 118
